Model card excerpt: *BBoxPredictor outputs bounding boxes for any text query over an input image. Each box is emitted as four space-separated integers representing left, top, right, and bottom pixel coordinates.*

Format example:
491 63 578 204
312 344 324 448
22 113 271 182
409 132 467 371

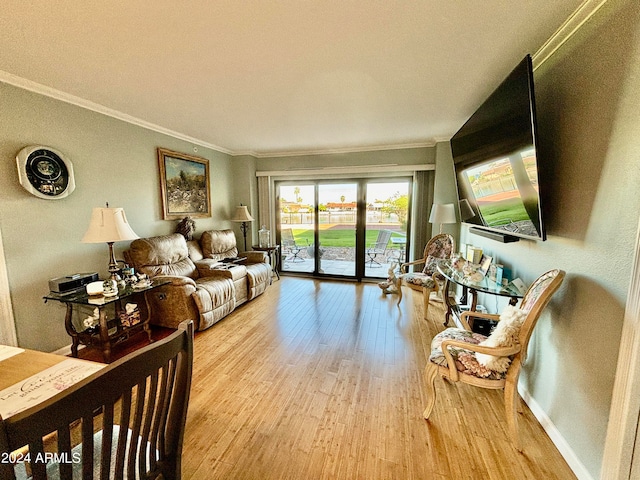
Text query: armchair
423 269 565 451
396 233 455 319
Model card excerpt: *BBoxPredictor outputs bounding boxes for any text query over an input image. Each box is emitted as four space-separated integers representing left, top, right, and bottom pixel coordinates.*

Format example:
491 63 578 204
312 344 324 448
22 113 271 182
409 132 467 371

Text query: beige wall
0 83 235 352
432 1 640 477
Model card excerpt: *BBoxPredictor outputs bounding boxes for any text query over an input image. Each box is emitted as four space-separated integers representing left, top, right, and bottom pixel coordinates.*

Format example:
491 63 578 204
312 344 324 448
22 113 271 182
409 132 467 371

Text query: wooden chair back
0 320 194 480
422 233 455 262
513 269 566 366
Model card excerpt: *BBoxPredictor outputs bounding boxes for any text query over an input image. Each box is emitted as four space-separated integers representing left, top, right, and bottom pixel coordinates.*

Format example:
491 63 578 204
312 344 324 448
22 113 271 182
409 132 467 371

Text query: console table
44 280 169 362
437 261 525 331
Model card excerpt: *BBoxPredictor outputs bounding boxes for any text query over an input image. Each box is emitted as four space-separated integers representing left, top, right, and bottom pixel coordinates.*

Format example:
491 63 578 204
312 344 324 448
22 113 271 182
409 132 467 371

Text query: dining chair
0 320 194 480
396 233 455 319
423 269 565 451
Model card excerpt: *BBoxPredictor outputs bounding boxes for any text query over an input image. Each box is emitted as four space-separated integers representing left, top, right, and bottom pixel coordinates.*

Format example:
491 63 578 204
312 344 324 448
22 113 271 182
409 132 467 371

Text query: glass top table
436 260 526 330
437 261 524 299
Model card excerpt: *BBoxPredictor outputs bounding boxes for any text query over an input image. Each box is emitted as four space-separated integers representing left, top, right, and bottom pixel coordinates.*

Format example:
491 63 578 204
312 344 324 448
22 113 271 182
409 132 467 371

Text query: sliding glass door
277 178 411 280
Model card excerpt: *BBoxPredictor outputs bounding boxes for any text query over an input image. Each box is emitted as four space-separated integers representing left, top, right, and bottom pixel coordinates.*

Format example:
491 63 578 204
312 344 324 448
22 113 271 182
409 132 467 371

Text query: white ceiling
0 1 586 157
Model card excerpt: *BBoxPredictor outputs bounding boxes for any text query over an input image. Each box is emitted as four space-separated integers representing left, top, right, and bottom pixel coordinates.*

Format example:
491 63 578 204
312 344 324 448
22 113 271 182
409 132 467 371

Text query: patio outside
278 182 409 278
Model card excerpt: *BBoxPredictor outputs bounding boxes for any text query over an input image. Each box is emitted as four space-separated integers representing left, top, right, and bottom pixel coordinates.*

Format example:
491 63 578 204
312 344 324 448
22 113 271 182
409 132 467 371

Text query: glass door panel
317 183 357 277
278 184 315 274
364 181 410 278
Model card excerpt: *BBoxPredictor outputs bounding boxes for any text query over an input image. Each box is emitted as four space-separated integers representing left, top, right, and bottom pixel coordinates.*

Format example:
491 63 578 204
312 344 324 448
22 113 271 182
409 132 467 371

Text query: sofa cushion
200 229 238 260
245 263 272 300
126 234 198 279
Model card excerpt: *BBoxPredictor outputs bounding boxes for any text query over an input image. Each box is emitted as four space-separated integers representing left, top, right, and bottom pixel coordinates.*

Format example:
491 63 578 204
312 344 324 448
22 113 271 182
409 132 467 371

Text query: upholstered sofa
124 230 271 331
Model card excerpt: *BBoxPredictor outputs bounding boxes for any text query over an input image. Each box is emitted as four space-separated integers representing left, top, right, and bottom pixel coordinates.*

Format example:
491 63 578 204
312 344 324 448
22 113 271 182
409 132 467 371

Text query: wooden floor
171 276 576 479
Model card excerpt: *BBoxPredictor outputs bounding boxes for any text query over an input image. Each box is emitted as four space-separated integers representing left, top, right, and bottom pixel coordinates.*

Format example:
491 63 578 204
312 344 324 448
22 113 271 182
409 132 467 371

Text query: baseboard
519 386 593 480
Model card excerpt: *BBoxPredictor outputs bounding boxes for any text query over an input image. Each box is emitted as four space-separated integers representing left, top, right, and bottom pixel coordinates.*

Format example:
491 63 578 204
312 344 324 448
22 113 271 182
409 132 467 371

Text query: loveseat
124 230 271 331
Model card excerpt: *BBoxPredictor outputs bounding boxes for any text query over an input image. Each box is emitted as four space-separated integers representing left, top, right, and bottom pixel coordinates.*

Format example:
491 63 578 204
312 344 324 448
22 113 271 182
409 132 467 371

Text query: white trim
532 0 609 70
0 226 18 346
0 70 234 155
520 387 593 480
600 217 640 479
256 163 435 178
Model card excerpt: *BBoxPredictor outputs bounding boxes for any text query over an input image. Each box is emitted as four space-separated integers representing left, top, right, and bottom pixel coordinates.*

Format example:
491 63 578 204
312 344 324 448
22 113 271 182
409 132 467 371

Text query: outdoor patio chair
281 228 304 262
366 229 392 267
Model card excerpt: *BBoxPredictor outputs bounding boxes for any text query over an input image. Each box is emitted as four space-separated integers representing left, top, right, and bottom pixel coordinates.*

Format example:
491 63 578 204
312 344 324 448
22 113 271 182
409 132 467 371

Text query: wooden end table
44 280 169 362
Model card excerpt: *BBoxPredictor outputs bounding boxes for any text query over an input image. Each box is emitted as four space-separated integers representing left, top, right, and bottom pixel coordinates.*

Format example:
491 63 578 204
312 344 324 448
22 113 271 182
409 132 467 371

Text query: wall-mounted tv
451 54 546 242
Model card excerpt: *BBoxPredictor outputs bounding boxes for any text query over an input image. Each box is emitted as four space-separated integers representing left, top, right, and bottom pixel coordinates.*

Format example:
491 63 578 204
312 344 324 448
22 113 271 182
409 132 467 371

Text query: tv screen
451 55 546 241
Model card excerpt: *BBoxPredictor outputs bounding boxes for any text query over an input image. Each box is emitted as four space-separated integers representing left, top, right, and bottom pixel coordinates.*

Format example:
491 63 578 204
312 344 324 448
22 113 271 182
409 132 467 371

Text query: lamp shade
459 199 475 221
231 205 254 222
82 207 139 243
429 203 457 225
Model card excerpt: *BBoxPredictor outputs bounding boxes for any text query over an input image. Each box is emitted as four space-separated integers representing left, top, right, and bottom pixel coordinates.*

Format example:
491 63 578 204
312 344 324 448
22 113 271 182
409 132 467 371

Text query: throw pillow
476 305 527 372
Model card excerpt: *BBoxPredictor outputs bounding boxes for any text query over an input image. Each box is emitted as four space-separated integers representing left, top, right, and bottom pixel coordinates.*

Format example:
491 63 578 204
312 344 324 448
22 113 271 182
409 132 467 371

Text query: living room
1 1 640 479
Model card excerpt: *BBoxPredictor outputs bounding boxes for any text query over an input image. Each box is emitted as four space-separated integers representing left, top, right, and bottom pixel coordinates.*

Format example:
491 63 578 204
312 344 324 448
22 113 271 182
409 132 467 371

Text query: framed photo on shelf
157 148 211 220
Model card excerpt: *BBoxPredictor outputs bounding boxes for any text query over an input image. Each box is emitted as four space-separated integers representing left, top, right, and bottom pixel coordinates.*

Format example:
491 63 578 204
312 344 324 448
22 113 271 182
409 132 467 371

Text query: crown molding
533 0 608 69
237 140 438 159
0 70 234 155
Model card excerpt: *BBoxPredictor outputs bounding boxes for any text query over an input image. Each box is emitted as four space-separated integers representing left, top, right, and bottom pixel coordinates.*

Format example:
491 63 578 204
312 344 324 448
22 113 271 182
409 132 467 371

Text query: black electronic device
49 272 99 295
452 55 546 242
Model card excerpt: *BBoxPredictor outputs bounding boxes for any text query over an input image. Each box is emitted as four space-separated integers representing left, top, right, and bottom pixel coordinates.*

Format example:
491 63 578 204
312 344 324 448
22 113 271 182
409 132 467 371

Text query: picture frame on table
478 254 493 277
157 148 211 220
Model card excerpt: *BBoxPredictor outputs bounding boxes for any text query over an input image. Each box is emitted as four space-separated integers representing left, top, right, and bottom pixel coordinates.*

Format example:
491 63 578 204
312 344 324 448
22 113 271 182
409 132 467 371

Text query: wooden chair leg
504 378 522 451
423 362 439 419
422 287 432 319
396 279 403 306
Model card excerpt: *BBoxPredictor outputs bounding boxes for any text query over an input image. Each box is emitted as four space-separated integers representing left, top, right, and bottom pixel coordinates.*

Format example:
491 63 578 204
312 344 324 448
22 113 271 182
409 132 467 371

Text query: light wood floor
182 277 576 479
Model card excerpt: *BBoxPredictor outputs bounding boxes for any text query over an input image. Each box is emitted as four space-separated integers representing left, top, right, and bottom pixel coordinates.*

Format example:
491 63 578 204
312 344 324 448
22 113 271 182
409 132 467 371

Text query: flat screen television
451 55 546 241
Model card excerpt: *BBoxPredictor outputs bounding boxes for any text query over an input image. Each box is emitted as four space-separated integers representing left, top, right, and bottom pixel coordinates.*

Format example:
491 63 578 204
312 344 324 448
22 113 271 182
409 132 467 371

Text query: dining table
0 345 104 419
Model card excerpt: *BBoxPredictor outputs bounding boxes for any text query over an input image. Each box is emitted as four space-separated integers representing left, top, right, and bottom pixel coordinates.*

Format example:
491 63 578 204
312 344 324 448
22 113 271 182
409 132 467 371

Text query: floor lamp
231 205 254 251
429 203 456 234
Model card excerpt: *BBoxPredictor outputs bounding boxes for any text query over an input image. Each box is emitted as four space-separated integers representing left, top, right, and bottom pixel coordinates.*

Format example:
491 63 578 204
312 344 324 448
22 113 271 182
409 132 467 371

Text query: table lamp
459 199 475 221
82 205 139 280
231 204 254 251
429 203 457 234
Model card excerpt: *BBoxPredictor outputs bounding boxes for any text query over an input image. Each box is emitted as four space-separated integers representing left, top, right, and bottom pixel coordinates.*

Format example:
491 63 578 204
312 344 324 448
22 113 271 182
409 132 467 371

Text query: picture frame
478 254 493 277
157 148 211 220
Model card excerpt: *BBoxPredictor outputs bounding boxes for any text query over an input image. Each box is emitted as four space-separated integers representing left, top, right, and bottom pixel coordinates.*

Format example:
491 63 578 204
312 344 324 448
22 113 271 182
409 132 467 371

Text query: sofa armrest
193 259 224 277
241 251 268 263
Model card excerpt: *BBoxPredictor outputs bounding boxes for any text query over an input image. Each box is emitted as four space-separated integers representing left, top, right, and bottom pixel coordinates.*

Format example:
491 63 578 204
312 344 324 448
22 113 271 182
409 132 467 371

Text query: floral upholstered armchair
423 269 565 451
395 233 455 319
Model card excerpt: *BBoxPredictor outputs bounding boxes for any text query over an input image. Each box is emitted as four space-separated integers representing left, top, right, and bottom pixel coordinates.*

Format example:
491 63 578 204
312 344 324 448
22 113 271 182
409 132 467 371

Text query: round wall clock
16 146 76 199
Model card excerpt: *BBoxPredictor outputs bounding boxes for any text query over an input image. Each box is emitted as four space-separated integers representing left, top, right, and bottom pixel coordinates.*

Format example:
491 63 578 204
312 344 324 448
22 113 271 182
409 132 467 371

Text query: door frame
275 178 412 281
600 216 640 479
0 225 18 346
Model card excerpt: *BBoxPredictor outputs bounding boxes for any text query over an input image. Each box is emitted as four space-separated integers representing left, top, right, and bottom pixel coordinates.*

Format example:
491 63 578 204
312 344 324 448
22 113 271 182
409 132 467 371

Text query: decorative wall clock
16 146 76 199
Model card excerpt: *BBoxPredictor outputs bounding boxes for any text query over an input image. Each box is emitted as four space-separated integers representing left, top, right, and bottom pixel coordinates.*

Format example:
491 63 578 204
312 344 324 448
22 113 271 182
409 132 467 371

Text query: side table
252 245 281 279
44 280 169 362
437 261 525 332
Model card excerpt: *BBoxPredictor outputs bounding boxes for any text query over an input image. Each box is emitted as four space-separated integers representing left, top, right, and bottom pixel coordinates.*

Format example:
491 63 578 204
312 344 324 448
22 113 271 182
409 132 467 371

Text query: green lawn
479 199 529 226
290 229 403 247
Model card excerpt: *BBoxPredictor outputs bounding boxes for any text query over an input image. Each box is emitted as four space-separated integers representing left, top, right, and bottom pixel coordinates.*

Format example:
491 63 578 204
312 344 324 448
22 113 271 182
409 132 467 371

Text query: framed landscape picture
157 148 211 220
